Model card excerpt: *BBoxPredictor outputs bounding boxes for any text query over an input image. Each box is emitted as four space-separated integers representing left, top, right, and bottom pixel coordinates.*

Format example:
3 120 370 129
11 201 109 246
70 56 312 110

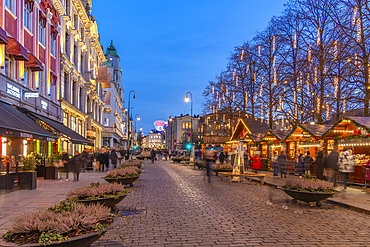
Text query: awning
25 53 44 71
0 27 8 45
0 101 58 141
29 113 93 145
6 37 28 61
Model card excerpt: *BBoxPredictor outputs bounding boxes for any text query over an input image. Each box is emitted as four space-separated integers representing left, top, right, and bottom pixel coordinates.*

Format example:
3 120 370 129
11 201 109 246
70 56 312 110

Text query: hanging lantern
240 50 244 61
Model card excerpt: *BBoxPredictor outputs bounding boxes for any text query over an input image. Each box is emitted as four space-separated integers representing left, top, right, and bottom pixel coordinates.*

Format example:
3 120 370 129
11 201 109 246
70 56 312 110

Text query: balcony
103 127 124 139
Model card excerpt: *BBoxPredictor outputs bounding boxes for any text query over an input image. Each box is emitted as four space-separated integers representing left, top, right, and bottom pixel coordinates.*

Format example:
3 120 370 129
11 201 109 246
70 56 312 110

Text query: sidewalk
0 171 107 234
248 169 370 215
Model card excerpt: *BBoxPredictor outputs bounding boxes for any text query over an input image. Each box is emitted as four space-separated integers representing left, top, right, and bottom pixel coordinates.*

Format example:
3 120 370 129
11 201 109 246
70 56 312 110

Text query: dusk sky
93 0 288 134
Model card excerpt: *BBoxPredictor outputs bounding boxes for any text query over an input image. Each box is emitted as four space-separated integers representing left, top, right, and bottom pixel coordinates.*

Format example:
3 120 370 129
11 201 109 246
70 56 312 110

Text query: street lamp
185 92 193 147
134 114 140 143
126 90 135 159
168 115 175 151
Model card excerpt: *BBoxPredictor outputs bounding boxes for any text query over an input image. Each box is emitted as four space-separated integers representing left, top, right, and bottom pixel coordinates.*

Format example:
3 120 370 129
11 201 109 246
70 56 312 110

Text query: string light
274 67 277 87
357 17 361 42
232 92 235 102
240 50 244 61
353 7 358 26
219 98 221 108
226 85 228 96
314 67 317 85
317 97 320 111
307 74 310 94
245 92 248 107
343 97 346 113
236 76 238 86
233 69 236 81
261 105 264 123
294 33 297 49
317 27 320 46
246 64 249 74
273 36 275 52
334 77 338 98
258 45 261 56
223 94 226 103
334 40 337 60
210 104 212 111
326 101 329 119
212 86 214 94
308 45 312 63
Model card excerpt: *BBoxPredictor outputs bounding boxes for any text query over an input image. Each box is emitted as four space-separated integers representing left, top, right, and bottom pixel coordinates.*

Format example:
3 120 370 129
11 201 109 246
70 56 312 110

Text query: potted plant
0 201 121 247
279 178 336 207
66 182 130 210
171 156 183 163
120 160 143 168
19 154 37 190
45 155 61 180
194 160 206 169
103 167 140 187
215 163 233 176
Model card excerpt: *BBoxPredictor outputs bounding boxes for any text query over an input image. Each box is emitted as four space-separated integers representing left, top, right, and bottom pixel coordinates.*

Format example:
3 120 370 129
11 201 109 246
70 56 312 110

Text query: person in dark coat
110 148 118 169
325 147 339 186
296 153 304 177
277 151 288 178
150 149 156 163
103 149 110 171
61 152 70 181
315 150 325 180
219 151 225 164
303 151 313 176
98 149 105 172
70 151 83 181
82 148 89 172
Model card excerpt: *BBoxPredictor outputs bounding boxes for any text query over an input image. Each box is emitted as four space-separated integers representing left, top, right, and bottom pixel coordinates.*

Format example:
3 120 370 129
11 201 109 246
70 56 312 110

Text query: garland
334 133 370 141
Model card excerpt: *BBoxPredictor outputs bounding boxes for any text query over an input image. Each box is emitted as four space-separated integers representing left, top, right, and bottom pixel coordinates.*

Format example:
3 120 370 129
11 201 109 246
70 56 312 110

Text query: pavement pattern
94 160 370 247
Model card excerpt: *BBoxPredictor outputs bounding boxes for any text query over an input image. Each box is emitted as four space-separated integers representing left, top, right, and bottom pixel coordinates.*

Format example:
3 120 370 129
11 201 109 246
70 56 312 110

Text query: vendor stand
284 124 331 175
322 117 370 185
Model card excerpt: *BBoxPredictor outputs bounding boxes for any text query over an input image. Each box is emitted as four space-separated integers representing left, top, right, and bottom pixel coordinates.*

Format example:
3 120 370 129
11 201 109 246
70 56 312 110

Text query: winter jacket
325 151 339 170
315 150 325 179
303 155 313 171
296 155 304 174
219 152 225 163
277 154 288 173
70 154 84 173
110 150 118 163
338 151 355 173
150 149 156 158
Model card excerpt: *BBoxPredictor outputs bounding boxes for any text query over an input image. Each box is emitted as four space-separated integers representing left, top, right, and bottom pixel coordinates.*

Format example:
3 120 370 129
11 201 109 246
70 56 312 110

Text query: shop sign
20 133 33 138
41 100 48 110
25 92 39 98
6 83 20 98
46 138 56 142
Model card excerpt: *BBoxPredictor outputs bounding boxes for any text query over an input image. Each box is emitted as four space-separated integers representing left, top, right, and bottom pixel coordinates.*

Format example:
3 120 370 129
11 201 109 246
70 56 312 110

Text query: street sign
25 92 39 98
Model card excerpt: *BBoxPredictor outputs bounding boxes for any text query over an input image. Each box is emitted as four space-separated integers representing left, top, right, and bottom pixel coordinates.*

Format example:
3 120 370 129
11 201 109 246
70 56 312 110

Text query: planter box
278 187 334 207
45 167 58 180
0 216 122 247
36 165 45 178
104 176 139 187
19 172 37 190
77 194 128 210
0 172 37 194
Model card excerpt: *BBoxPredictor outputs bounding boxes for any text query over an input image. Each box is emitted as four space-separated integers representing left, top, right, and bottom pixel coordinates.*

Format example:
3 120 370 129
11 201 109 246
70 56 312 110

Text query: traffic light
133 145 137 150
185 143 192 150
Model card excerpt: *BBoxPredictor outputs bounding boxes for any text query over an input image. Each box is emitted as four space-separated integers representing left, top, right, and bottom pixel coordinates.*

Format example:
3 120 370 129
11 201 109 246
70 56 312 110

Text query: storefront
322 117 370 185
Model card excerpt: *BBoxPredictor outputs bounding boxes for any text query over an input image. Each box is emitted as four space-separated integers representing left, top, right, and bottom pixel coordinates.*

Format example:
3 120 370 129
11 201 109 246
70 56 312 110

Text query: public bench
218 172 266 185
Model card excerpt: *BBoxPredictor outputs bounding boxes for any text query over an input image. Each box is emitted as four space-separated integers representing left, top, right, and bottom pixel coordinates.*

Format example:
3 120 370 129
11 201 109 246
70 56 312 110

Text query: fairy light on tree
236 76 238 86
316 27 320 45
353 7 358 26
212 86 214 94
314 67 318 85
357 17 361 42
294 33 297 49
343 97 346 113
326 101 329 119
334 77 338 98
273 36 276 52
240 50 244 61
334 40 337 60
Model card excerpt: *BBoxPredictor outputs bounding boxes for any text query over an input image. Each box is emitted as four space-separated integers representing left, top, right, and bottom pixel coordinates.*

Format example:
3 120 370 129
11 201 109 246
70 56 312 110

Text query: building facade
0 0 62 158
165 114 199 151
59 0 107 153
101 40 126 148
147 131 163 149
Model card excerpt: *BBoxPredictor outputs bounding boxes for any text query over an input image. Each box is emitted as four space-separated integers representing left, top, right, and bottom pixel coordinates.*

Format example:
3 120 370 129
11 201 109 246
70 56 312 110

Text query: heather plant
3 201 111 242
105 167 140 178
283 178 335 193
66 182 129 200
217 163 233 170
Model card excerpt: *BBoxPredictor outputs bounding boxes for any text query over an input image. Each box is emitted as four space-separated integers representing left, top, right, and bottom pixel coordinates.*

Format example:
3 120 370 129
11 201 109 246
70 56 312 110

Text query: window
65 32 70 55
39 14 46 45
78 120 82 135
63 113 68 126
24 70 29 87
71 116 76 131
5 58 12 78
74 45 78 65
50 37 56 56
66 0 70 16
38 71 43 90
186 122 189 129
72 81 76 105
104 118 109 127
24 1 33 31
5 0 14 12
183 122 185 129
64 72 68 99
74 14 78 29
208 125 212 132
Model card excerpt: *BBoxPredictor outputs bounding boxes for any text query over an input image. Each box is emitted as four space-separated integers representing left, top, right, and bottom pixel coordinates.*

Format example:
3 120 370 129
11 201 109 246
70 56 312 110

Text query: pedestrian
94 148 100 171
168 149 172 159
296 153 304 178
271 151 278 177
158 150 162 160
364 153 370 186
315 149 325 180
338 149 355 191
70 151 83 182
277 151 288 178
61 151 70 181
150 149 156 163
219 151 225 164
325 147 339 187
164 149 168 160
103 148 110 171
303 151 313 176
110 148 118 169
205 148 217 183
82 148 89 172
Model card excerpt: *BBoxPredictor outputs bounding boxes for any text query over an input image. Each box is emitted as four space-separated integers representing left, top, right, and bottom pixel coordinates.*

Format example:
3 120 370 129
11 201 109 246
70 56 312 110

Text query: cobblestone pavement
94 160 370 247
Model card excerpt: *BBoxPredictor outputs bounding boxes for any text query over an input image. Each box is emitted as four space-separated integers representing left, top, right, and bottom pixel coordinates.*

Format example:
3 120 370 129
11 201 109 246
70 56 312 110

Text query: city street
94 160 370 247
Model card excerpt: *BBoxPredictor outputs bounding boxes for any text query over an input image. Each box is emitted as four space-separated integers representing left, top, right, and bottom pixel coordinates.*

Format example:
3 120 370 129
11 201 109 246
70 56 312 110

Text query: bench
218 172 266 185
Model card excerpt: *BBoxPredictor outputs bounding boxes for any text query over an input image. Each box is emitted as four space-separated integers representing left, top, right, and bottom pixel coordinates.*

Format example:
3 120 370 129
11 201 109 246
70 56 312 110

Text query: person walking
205 148 217 183
61 151 70 181
219 151 225 164
303 151 313 176
70 151 83 182
82 148 89 172
315 149 325 180
325 147 340 187
103 149 110 171
110 148 118 169
150 149 156 163
278 151 288 178
296 153 304 178
338 149 355 191
271 151 278 177
158 150 162 160
98 149 105 172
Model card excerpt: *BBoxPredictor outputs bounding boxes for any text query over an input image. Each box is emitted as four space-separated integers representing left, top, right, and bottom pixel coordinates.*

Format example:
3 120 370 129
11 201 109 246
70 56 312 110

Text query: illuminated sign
153 120 168 132
41 100 48 110
25 92 39 98
6 83 20 98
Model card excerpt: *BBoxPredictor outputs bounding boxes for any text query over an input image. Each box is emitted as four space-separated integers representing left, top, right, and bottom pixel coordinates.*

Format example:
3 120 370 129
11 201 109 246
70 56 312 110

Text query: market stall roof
28 112 93 145
271 130 291 140
323 116 370 137
0 101 57 140
300 124 332 137
229 117 270 142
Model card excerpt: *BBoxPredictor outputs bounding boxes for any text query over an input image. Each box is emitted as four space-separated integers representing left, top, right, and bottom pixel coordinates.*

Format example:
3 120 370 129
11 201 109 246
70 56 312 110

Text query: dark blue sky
93 0 288 134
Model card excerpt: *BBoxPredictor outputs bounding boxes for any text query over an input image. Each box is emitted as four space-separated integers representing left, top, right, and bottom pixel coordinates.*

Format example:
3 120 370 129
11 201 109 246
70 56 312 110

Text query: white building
165 114 199 151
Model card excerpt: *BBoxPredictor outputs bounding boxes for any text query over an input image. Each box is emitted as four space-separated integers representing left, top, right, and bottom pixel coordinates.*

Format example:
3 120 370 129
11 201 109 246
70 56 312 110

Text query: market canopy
0 101 57 141
28 112 93 146
286 124 332 141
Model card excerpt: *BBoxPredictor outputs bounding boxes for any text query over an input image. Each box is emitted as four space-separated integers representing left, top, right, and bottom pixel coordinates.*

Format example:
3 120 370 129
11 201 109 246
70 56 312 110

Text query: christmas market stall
284 123 332 175
322 117 370 185
261 130 291 171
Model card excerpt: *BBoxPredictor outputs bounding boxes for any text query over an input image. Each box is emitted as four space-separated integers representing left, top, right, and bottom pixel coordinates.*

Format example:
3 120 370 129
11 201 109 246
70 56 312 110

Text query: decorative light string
334 77 338 98
334 40 337 60
307 74 310 94
240 50 244 61
357 17 361 42
314 67 318 85
343 97 346 113
212 86 214 94
353 7 358 26
273 36 275 52
236 76 238 86
294 33 297 49
317 27 320 46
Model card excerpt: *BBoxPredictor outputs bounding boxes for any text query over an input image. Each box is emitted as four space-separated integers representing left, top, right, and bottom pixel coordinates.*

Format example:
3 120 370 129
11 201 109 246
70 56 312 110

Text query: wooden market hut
285 123 332 175
322 116 370 185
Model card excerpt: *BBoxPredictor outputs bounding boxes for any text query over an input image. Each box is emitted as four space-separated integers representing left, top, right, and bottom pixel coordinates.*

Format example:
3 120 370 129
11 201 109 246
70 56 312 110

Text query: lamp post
126 90 135 160
185 92 193 146
134 114 140 144
168 115 175 151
